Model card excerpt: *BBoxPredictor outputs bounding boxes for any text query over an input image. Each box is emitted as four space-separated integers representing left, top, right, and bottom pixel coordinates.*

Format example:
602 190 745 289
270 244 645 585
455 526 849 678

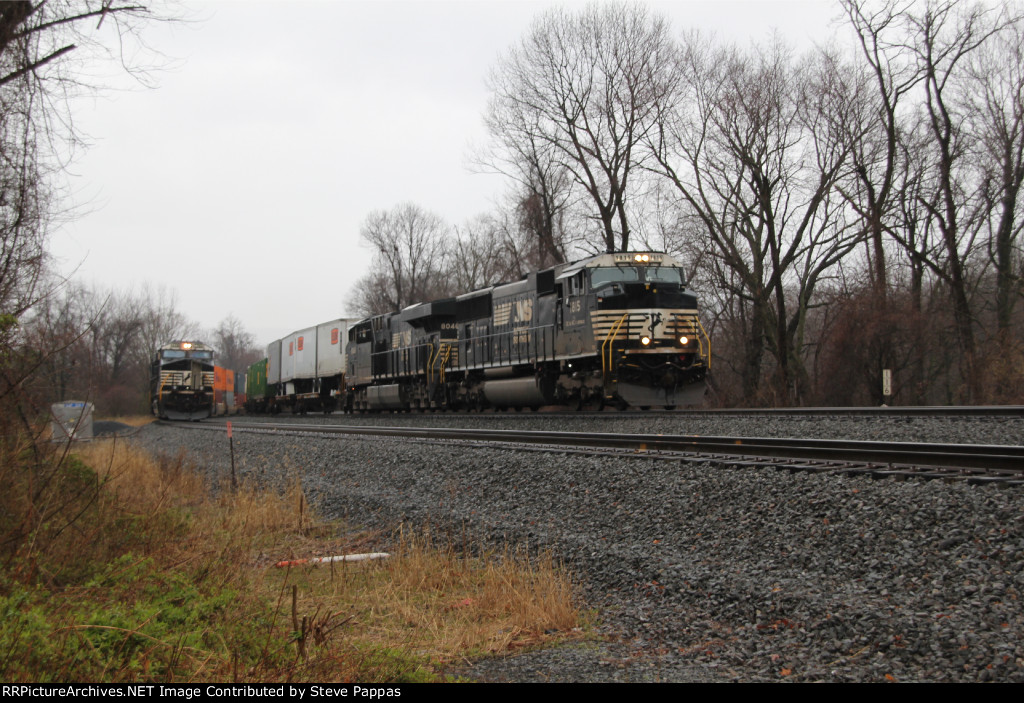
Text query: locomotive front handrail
601 313 629 383
696 317 711 370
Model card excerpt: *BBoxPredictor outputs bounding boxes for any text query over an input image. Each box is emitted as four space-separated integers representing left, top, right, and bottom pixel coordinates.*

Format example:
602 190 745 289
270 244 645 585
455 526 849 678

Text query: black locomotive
150 341 216 420
243 252 709 414
343 251 709 411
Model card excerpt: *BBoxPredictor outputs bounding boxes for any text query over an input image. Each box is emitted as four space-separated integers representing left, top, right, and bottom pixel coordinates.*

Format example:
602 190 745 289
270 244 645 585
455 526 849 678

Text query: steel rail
670 405 1024 417
179 421 1024 474
202 405 1024 422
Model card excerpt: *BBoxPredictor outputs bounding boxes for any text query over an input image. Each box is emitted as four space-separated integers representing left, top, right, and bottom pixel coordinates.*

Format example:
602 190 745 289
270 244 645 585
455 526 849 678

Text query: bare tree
90 289 143 387
0 2 161 420
0 18 51 328
349 203 452 316
133 283 195 363
446 215 520 293
347 269 401 318
963 16 1024 341
901 0 1009 401
835 0 1023 403
648 34 860 403
476 101 575 269
838 0 929 296
0 2 156 320
486 2 676 253
212 314 260 372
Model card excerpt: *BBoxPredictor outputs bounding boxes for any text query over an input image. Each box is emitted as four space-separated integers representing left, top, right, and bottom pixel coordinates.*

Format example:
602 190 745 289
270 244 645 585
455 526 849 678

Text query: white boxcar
292 325 318 380
266 339 282 386
316 319 351 378
279 331 297 385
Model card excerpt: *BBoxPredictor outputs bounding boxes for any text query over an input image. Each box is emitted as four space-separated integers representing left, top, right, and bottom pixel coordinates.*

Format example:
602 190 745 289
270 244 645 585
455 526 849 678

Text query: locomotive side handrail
434 343 451 384
426 343 438 384
454 324 555 371
370 342 434 380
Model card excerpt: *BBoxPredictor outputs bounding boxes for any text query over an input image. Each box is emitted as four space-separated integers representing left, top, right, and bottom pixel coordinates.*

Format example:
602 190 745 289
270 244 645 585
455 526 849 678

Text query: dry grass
281 527 582 667
1 437 584 682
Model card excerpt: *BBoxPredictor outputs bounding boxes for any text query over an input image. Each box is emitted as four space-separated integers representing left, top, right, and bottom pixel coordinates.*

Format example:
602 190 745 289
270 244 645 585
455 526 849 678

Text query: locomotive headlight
634 253 650 262
679 336 689 345
641 336 651 346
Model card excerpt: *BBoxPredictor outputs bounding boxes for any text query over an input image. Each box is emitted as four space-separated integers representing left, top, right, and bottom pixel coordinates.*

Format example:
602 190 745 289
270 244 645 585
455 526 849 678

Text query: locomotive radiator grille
591 311 644 339
591 309 701 342
591 309 710 366
160 370 183 387
667 313 701 338
159 369 215 389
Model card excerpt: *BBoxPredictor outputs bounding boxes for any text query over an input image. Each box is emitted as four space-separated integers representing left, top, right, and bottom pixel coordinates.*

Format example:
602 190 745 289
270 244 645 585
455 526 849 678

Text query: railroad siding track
167 420 1024 485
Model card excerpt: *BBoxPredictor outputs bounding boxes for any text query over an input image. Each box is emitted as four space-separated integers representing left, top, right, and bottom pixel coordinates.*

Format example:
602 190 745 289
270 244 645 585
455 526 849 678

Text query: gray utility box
51 401 94 441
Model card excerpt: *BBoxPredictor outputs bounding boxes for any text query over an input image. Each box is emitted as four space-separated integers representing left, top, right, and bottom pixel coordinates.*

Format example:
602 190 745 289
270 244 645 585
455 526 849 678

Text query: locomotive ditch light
641 336 651 346
680 336 689 345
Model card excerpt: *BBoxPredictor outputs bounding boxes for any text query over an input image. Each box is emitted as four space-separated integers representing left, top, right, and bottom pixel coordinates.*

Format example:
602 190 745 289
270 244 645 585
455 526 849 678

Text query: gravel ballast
133 415 1024 682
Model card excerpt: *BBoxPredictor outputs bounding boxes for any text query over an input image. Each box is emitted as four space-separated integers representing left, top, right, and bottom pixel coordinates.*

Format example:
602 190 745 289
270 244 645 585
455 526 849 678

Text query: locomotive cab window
567 272 586 296
590 267 640 289
353 323 372 343
644 267 684 285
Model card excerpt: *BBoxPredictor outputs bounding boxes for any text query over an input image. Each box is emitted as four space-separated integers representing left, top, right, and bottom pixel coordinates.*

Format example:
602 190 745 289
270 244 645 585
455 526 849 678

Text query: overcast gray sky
49 0 841 347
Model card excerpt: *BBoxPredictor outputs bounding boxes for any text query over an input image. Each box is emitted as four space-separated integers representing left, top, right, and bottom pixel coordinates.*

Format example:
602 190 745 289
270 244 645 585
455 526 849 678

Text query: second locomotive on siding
151 340 216 420
247 251 710 413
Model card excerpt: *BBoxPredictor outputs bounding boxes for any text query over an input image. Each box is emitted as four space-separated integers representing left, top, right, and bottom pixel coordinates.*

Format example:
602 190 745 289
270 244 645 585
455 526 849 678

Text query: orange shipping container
214 366 229 392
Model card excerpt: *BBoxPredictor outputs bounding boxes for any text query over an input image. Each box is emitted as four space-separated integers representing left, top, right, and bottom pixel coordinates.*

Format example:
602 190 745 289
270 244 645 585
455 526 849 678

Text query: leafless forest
352 0 1024 407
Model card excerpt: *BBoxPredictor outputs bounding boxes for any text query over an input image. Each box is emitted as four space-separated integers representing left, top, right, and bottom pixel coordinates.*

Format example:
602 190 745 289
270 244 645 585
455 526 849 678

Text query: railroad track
168 420 1024 485
209 405 1024 420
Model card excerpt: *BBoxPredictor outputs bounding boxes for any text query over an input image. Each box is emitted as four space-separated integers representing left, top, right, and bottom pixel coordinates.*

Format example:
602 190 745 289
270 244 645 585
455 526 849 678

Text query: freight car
245 251 709 413
150 341 216 420
211 365 245 415
246 319 354 414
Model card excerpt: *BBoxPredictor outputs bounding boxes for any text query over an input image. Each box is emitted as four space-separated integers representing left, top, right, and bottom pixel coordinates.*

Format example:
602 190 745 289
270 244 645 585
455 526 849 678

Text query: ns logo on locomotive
243 251 711 414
